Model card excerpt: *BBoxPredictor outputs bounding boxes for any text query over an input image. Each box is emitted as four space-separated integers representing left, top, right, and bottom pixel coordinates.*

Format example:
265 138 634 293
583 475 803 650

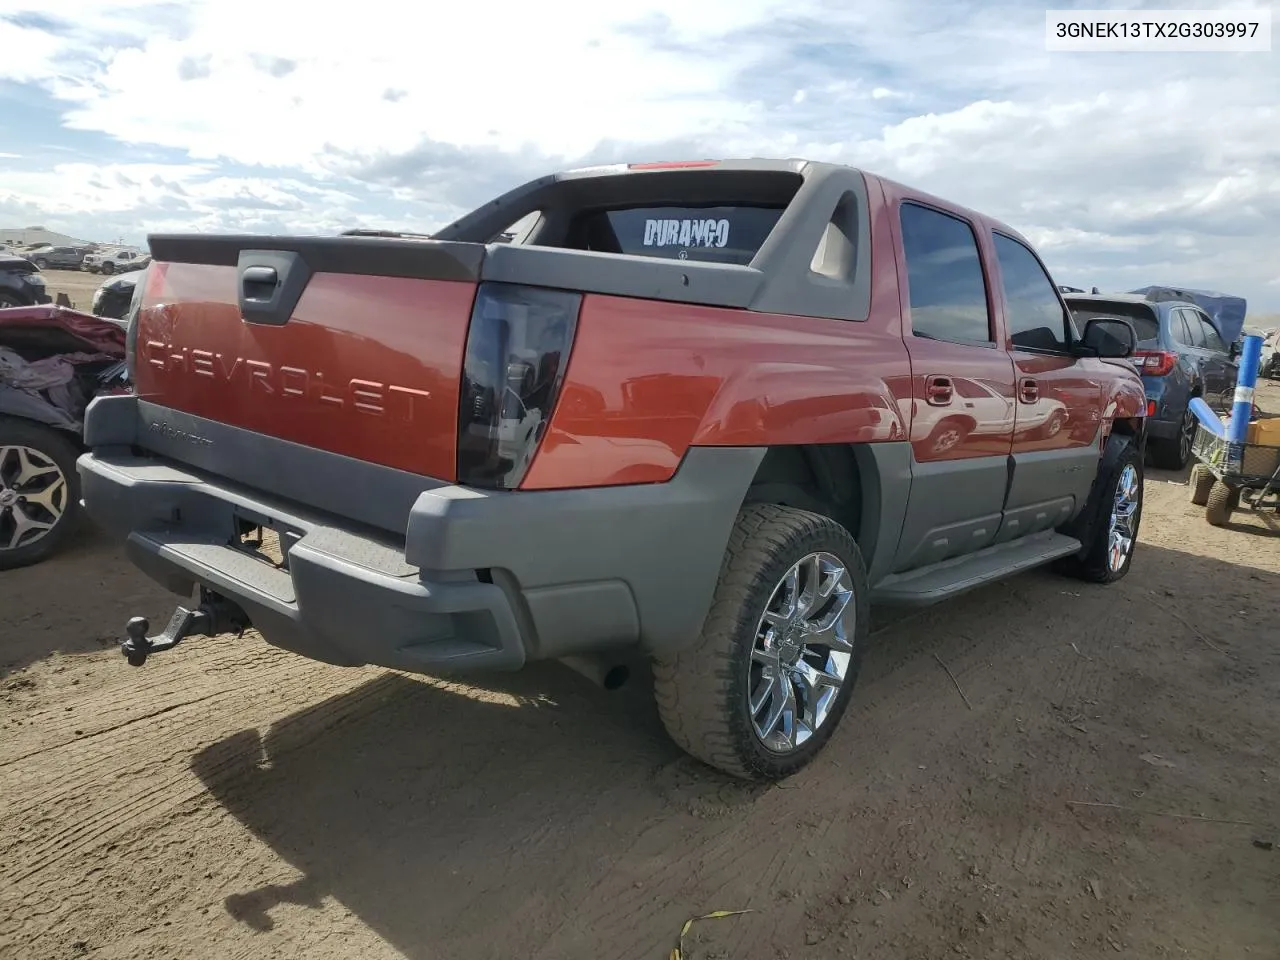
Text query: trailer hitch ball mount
121 595 246 667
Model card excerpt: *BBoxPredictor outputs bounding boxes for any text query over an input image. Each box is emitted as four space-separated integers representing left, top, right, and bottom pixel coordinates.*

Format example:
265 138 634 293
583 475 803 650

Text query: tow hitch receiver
121 594 246 667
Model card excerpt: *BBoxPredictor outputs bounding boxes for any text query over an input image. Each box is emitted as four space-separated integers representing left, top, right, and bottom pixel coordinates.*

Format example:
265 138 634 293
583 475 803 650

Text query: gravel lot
38 268 108 312
2 273 1277 960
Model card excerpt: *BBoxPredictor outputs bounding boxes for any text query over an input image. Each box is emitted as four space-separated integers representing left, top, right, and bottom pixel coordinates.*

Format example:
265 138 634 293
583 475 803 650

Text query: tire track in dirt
0 637 299 764
0 646 385 895
524 587 1063 959
0 668 408 953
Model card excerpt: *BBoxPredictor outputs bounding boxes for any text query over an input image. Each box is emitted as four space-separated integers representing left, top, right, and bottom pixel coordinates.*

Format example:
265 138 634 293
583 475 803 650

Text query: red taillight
627 160 720 170
456 283 582 490
1146 400 1156 418
1133 350 1176 376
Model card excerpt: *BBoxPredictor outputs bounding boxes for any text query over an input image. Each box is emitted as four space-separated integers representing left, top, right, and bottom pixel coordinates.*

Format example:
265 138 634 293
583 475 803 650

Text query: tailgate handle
241 265 278 297
237 250 311 326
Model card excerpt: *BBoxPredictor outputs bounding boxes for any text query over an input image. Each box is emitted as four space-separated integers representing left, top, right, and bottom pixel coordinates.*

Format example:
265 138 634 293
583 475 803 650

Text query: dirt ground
38 268 109 313
2 295 1277 958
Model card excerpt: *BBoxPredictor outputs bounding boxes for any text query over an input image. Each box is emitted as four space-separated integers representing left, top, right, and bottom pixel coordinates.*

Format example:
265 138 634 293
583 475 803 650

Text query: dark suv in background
0 253 52 308
26 246 89 270
1066 293 1238 469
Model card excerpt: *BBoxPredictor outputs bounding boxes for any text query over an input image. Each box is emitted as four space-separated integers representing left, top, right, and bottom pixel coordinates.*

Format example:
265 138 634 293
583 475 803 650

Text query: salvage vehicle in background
1128 285 1247 345
90 271 139 321
27 246 90 271
83 247 149 275
1065 292 1238 470
1260 330 1278 379
1238 325 1276 378
0 253 51 309
78 159 1146 781
0 306 127 569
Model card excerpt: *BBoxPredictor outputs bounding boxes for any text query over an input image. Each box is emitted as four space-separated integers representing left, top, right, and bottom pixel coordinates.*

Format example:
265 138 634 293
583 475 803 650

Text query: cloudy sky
0 0 1277 311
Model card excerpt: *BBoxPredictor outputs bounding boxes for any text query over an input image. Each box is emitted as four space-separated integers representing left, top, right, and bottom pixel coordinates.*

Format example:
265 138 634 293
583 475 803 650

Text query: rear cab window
571 205 785 265
501 168 806 268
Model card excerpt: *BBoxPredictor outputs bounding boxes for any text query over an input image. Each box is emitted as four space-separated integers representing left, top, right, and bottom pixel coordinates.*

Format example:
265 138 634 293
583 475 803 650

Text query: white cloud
0 0 1278 309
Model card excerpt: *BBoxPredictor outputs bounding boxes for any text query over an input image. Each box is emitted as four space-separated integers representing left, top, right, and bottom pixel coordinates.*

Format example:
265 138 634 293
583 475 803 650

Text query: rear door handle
1018 377 1039 403
925 375 953 406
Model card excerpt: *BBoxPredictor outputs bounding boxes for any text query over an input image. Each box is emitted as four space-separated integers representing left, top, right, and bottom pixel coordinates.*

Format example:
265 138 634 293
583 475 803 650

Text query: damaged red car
0 305 128 569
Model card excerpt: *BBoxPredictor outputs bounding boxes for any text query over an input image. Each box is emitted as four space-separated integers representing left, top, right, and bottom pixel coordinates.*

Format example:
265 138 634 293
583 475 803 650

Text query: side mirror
1229 340 1242 359
1078 316 1136 358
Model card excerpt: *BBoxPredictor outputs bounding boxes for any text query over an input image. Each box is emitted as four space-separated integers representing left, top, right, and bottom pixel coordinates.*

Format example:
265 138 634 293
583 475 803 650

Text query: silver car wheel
748 552 857 754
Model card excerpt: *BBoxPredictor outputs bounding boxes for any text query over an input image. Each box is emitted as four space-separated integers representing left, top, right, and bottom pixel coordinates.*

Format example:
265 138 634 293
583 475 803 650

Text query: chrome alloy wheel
748 552 856 754
0 445 68 551
1107 463 1140 573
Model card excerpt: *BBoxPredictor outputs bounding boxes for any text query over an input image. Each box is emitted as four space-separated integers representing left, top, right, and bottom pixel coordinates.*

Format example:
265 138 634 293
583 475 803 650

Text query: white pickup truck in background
82 246 150 275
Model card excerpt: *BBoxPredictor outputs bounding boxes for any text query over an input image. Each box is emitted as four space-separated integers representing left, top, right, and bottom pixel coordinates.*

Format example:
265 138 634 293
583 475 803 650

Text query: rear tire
653 504 869 782
0 418 84 570
1149 408 1195 470
33 258 48 270
1189 464 1215 506
1204 481 1237 527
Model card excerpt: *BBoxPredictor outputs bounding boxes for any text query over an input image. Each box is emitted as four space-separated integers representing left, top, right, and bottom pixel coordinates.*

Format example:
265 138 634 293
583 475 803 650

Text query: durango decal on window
642 218 731 248
588 205 786 264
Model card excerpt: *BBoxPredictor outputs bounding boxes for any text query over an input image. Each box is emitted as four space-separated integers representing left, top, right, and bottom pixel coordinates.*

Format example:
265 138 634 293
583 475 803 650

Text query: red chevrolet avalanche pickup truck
77 159 1146 780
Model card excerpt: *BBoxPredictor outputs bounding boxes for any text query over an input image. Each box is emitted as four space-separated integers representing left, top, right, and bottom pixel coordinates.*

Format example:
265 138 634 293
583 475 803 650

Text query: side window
1180 309 1207 348
899 202 992 344
1169 310 1192 346
993 233 1071 352
1197 314 1227 353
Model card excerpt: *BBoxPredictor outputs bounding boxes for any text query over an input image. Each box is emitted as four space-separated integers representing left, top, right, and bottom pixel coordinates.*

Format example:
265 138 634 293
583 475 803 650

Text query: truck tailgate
134 236 483 481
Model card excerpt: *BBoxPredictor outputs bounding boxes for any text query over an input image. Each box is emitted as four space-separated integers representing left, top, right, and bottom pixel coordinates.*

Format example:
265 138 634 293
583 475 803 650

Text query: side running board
870 532 1083 607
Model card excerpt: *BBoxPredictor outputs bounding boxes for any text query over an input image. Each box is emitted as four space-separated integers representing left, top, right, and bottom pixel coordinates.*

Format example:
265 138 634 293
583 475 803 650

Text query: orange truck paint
521 296 912 489
134 262 473 481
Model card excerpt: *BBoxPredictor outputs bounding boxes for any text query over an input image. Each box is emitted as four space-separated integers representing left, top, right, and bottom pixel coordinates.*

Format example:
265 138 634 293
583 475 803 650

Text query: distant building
0 226 90 248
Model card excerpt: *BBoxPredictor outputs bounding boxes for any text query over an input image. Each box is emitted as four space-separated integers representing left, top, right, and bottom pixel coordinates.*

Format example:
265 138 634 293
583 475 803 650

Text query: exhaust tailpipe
560 655 631 691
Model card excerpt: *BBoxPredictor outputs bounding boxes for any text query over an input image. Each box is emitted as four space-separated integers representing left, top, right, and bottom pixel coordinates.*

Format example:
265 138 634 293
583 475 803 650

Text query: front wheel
0 419 84 570
1060 434 1143 584
653 504 870 781
99 262 114 275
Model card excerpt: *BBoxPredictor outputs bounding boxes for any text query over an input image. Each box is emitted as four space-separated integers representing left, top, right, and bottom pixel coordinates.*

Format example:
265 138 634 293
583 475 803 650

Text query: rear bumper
78 396 760 674
1140 376 1188 440
1144 417 1180 441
